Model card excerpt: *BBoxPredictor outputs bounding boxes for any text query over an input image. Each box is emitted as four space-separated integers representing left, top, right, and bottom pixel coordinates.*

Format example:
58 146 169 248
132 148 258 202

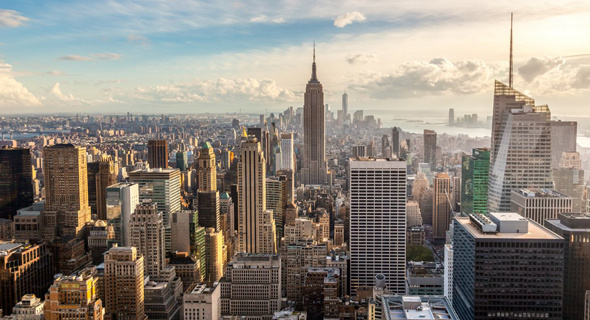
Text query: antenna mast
509 13 514 88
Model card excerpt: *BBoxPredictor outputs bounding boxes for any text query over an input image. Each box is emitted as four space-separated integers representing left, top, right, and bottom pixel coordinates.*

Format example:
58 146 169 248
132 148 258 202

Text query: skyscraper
510 189 572 225
381 135 390 158
266 177 285 244
550 120 577 168
349 157 406 295
301 45 327 185
546 213 590 320
488 102 553 212
95 155 117 220
42 144 91 240
461 148 490 216
448 108 455 126
238 137 276 253
0 147 33 219
205 228 224 283
130 202 166 276
423 129 437 169
342 90 348 124
280 133 294 171
147 139 168 169
391 127 400 158
433 173 452 242
453 213 564 320
45 268 104 320
553 151 585 212
197 142 220 231
104 246 147 320
129 168 181 253
106 182 139 246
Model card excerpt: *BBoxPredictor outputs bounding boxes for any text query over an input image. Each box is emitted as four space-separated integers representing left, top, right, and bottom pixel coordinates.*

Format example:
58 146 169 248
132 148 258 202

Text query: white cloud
334 12 366 28
518 56 565 82
346 54 377 65
250 15 285 23
130 78 299 104
127 34 149 44
57 53 121 61
50 83 86 102
0 61 41 107
352 58 495 99
0 10 29 28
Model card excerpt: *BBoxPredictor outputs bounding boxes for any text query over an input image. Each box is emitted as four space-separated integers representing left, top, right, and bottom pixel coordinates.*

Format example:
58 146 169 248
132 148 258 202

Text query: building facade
461 148 490 216
0 148 33 220
104 246 147 320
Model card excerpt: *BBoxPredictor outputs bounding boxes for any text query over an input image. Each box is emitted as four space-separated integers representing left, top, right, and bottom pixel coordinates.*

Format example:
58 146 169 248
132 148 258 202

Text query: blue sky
1 0 590 116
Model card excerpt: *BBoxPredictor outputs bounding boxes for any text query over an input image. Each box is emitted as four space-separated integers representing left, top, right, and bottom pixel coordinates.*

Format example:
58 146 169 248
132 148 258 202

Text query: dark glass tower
0 148 34 219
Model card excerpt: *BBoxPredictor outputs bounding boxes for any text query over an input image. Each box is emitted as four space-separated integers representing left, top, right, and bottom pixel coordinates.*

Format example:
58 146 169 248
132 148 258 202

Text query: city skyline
1 1 590 115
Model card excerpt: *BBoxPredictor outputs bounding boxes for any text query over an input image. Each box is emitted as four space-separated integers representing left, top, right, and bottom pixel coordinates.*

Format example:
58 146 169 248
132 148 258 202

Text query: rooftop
382 295 459 320
456 215 562 240
513 188 569 199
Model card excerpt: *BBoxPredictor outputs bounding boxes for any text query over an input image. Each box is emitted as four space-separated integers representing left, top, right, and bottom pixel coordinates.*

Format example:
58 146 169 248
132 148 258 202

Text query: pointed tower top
310 42 319 82
509 13 514 88
313 41 316 63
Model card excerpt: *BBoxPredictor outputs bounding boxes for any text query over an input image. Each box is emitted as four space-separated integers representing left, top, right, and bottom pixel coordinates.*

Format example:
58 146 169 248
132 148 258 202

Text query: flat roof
455 217 562 240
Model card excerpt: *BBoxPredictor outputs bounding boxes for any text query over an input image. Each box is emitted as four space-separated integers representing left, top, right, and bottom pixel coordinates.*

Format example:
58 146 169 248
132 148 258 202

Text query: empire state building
301 45 328 185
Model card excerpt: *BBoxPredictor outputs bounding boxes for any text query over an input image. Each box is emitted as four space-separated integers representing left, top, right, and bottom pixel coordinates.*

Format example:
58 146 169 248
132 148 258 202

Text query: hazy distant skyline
1 0 590 115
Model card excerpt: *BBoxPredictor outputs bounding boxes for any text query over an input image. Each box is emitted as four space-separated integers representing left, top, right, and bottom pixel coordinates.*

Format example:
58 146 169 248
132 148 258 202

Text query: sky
1 0 590 117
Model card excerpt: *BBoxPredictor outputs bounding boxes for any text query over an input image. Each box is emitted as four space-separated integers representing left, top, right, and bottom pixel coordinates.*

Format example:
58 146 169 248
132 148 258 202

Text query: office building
300 47 328 186
423 130 437 169
433 173 452 242
266 177 285 244
405 261 444 296
553 151 586 212
143 276 181 320
461 148 490 215
0 241 53 315
13 201 44 242
392 127 401 158
42 144 92 240
302 268 340 320
488 84 553 212
381 135 391 158
443 244 453 304
176 151 188 171
453 213 564 320
511 189 572 225
129 168 181 253
130 202 166 276
104 246 147 320
220 253 281 318
281 238 328 305
351 145 366 158
342 91 349 124
349 157 406 295
87 220 113 265
238 137 276 253
550 120 577 168
449 108 455 125
88 156 117 220
44 268 104 320
106 182 139 246
545 213 590 320
406 200 422 227
280 133 294 171
197 191 220 232
379 296 460 320
183 282 221 320
205 228 224 283
197 142 216 192
0 148 33 219
168 253 201 292
148 139 168 169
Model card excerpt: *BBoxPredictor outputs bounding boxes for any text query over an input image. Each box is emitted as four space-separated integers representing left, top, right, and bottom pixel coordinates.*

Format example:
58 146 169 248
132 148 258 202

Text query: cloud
250 15 285 23
346 54 377 65
127 34 149 44
518 56 565 82
57 53 121 61
352 58 495 99
95 79 123 86
334 12 366 28
0 10 29 28
0 61 42 107
45 70 68 76
50 83 85 102
572 65 590 89
130 78 299 104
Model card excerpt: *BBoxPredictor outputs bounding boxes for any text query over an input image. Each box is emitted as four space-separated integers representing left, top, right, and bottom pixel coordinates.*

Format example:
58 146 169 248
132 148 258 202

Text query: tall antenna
313 41 315 63
509 13 514 88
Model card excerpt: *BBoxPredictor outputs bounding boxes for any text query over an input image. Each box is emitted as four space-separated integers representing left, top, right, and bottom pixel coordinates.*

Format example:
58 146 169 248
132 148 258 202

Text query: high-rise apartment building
510 189 572 225
129 168 181 253
453 213 564 320
45 268 104 320
423 130 437 169
461 148 490 215
280 133 294 171
488 102 553 212
42 144 91 240
130 202 166 276
147 139 168 169
433 173 452 242
0 148 33 219
220 253 282 318
546 213 590 320
300 47 328 185
0 241 53 315
349 157 406 295
106 182 139 246
553 151 586 212
238 137 276 253
104 246 147 320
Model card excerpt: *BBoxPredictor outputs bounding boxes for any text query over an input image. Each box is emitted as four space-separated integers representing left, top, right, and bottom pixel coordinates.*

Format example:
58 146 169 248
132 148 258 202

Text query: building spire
509 13 514 88
311 42 318 81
